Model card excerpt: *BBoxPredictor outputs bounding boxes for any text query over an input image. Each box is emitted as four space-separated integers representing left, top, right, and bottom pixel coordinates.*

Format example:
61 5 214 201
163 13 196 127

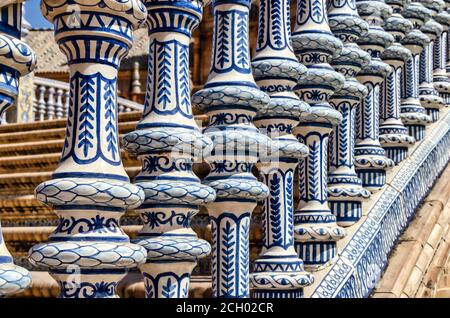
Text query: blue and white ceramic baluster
0 0 36 123
192 0 271 298
380 0 416 164
291 0 346 269
123 0 215 299
434 8 450 107
0 0 35 296
28 0 147 298
400 3 432 141
248 0 314 298
354 0 395 192
327 0 372 227
419 19 445 121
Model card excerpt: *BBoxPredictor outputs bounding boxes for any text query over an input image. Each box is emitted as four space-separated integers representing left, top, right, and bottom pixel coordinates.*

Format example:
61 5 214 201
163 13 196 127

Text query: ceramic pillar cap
356 0 393 22
435 11 450 28
384 14 414 38
402 3 433 27
421 19 444 39
252 59 308 85
328 13 369 43
291 31 343 61
385 0 409 11
401 29 431 51
41 0 147 27
332 44 371 77
358 58 393 78
419 0 445 15
382 43 413 62
0 34 37 76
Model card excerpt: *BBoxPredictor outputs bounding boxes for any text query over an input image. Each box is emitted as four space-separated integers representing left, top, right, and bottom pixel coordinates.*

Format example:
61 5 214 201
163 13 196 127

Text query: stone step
0 114 208 144
0 111 142 134
0 151 140 173
0 121 137 144
0 166 142 196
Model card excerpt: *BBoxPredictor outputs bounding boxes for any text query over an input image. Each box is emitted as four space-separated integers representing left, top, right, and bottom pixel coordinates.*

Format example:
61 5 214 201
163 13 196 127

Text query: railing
33 76 143 121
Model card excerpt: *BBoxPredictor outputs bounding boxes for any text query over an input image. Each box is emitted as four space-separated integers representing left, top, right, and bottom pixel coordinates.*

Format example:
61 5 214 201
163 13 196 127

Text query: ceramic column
434 9 450 107
401 3 432 141
0 0 35 297
248 0 314 298
355 0 395 192
327 0 371 227
123 0 215 298
192 0 271 298
291 0 346 268
28 0 148 298
380 0 416 164
419 19 445 121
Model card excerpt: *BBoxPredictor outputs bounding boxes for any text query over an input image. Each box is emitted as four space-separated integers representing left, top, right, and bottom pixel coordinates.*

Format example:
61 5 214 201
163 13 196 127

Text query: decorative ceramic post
28 0 148 298
446 1 450 88
123 0 215 299
291 0 346 268
380 0 416 164
0 0 36 123
0 0 35 296
419 19 445 121
355 0 395 192
434 9 450 107
327 0 371 226
192 0 271 298
401 3 432 141
248 0 314 298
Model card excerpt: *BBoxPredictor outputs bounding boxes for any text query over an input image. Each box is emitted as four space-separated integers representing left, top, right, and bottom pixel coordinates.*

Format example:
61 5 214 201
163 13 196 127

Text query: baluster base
329 200 363 227
250 255 313 298
139 261 196 298
406 124 426 141
356 169 388 193
425 108 440 122
50 268 127 298
294 241 338 270
384 147 409 164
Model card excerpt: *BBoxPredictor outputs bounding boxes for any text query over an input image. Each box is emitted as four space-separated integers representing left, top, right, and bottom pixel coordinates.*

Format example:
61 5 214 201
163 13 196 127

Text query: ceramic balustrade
0 0 36 297
355 0 395 192
28 0 148 298
327 0 372 227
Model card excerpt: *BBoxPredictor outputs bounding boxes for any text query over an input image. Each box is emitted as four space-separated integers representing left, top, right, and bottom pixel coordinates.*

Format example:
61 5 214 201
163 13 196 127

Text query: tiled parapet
0 0 36 297
419 19 445 121
249 0 314 298
434 10 450 107
355 0 395 192
380 1 416 164
328 0 371 227
401 3 432 141
192 0 271 298
27 0 148 298
291 0 346 269
122 0 215 298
